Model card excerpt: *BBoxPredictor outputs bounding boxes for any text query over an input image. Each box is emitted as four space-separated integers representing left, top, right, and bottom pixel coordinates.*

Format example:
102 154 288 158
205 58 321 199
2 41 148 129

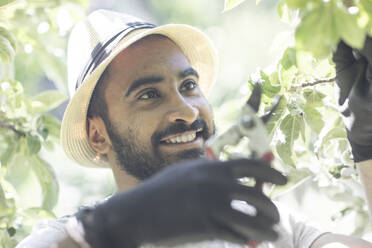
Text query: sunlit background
11 0 371 242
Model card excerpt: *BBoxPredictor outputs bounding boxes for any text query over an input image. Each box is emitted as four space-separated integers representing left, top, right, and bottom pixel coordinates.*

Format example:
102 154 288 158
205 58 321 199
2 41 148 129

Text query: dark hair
87 66 110 123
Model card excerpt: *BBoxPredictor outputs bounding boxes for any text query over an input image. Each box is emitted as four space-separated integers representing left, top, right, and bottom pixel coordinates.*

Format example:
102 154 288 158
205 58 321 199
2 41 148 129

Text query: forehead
108 35 191 78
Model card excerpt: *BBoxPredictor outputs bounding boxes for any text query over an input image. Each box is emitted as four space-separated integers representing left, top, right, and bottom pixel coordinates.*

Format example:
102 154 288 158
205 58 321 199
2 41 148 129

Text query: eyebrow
125 76 163 97
125 67 199 97
179 67 199 79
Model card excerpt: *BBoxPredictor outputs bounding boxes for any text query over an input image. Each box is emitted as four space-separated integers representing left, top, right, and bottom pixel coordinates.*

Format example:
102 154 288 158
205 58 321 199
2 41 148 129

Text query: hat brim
61 24 218 168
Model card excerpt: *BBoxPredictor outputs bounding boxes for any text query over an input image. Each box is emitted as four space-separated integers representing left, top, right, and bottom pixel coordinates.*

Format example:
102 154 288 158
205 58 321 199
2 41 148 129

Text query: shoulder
15 215 73 248
15 199 109 248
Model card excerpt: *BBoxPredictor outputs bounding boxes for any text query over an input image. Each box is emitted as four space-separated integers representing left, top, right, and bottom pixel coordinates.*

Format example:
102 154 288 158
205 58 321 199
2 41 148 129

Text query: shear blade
247 83 262 112
261 95 282 124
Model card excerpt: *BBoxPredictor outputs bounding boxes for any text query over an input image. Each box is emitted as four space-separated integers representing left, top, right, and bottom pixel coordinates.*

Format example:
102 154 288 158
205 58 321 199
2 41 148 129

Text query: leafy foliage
222 0 371 235
223 0 247 12
0 1 87 246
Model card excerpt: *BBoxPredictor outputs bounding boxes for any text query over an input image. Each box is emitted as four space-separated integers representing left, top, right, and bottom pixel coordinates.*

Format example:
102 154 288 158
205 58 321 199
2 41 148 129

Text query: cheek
105 98 160 148
127 110 160 143
197 98 213 124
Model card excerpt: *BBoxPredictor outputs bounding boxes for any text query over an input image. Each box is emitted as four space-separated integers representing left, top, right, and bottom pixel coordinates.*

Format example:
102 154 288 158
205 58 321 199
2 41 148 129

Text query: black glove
333 37 372 162
77 158 287 248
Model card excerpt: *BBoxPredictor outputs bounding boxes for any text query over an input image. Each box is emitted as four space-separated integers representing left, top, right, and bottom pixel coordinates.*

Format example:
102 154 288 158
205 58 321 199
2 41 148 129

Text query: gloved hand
77 158 287 248
333 37 372 162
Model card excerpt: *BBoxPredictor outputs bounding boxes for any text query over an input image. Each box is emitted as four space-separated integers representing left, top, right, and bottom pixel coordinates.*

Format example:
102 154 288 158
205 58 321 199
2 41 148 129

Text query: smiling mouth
159 128 203 145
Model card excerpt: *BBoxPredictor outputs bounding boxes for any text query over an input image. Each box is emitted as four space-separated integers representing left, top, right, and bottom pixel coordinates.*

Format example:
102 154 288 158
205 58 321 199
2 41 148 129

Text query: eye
138 89 160 100
180 80 198 92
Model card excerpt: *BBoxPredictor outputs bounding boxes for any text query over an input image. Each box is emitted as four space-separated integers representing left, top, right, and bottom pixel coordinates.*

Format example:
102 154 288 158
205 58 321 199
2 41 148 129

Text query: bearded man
17 9 372 248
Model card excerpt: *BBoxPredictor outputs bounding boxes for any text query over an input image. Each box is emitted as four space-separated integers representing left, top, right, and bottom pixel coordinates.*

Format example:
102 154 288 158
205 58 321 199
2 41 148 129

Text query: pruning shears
205 83 281 247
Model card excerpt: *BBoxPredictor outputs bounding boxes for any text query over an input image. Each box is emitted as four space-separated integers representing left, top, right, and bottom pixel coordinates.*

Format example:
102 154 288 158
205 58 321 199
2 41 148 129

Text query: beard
105 119 215 180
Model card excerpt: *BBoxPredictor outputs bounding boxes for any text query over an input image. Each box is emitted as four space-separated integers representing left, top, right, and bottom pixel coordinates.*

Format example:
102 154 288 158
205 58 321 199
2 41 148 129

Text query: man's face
101 35 215 180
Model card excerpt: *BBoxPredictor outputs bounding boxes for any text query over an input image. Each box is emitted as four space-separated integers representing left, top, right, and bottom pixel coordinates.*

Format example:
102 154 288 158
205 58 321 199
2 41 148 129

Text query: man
17 9 372 248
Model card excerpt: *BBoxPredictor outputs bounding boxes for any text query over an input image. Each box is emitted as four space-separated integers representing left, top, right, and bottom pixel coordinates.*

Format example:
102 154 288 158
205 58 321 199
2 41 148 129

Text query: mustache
152 119 208 144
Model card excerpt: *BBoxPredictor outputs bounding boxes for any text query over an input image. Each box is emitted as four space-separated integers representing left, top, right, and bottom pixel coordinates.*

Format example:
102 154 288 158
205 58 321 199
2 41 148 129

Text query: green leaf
4 154 30 188
20 207 56 232
0 139 18 166
0 0 16 7
303 105 324 133
280 47 297 70
276 114 304 167
277 0 291 23
303 89 326 107
360 0 372 13
30 156 59 211
368 21 372 37
266 96 287 138
319 126 348 156
0 183 13 218
30 90 67 115
334 2 366 49
36 115 51 140
40 114 61 139
321 125 347 142
280 113 304 147
260 70 281 98
0 27 16 52
277 142 295 167
329 165 348 179
295 3 339 58
26 134 41 155
0 35 15 63
223 0 246 12
269 71 280 86
22 207 56 219
284 0 309 9
270 169 311 197
278 64 297 90
0 229 16 248
296 51 334 77
37 125 49 140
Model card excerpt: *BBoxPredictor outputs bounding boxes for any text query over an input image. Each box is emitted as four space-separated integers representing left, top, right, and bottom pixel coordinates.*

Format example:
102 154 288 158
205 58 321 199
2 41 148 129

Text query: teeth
164 132 197 144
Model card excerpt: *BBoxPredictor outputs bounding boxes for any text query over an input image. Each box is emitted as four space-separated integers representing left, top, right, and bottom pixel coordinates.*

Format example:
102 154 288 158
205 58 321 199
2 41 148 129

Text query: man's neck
110 164 140 192
116 175 140 192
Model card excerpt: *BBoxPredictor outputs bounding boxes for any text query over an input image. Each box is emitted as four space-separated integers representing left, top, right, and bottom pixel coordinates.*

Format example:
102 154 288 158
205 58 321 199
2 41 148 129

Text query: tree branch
0 122 26 137
299 77 336 88
342 0 354 8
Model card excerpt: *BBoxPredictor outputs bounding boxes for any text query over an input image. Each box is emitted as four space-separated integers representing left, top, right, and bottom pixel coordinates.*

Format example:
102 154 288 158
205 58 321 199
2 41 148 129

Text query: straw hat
61 9 218 168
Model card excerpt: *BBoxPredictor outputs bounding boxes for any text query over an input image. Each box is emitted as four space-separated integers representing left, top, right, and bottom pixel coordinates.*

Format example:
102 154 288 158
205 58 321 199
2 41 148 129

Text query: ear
87 116 111 155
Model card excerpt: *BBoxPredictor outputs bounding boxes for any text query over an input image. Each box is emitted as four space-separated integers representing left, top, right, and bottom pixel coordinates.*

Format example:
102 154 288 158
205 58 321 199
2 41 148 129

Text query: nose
167 95 199 124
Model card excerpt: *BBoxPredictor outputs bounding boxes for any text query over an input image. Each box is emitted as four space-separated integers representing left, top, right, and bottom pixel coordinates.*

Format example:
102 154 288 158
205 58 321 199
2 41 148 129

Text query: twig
0 122 26 137
342 0 354 8
298 77 336 88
